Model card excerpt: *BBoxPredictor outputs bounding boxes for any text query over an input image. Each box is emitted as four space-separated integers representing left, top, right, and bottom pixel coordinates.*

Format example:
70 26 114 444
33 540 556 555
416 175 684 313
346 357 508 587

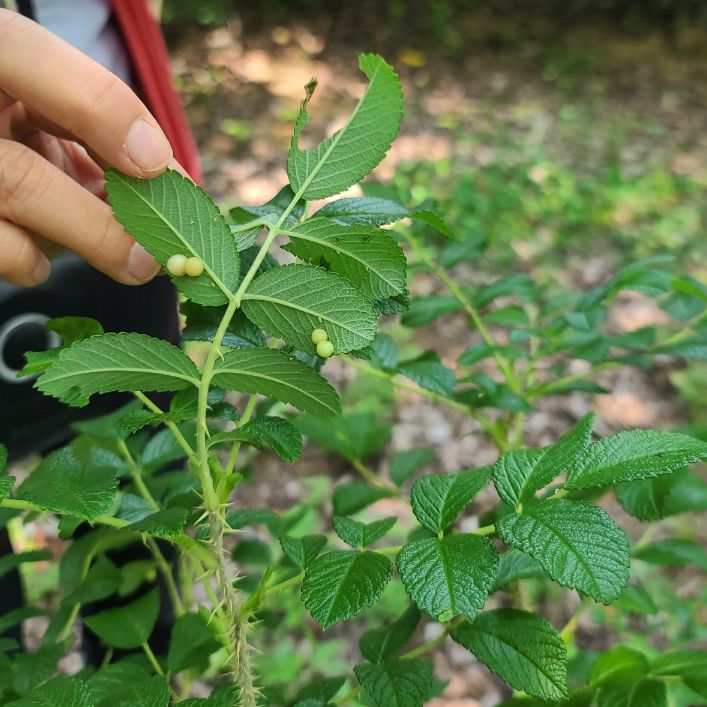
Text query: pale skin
0 9 174 287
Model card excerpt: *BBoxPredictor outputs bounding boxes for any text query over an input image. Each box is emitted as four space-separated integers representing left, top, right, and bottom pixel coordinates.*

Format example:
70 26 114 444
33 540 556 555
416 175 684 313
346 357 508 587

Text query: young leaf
497 499 630 603
212 348 340 416
241 264 378 355
389 448 435 486
167 612 220 674
106 169 240 306
284 219 406 300
315 196 410 225
207 417 303 463
493 414 595 508
396 534 498 621
359 605 420 664
301 550 392 629
565 429 707 490
17 445 118 520
280 534 327 568
411 467 492 533
451 609 568 701
287 53 402 200
83 587 160 649
0 442 6 474
35 333 200 407
354 658 433 707
333 516 396 548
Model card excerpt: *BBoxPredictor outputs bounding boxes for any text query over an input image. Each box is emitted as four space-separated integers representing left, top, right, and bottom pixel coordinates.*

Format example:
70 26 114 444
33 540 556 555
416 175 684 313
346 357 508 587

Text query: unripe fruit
316 340 335 358
184 256 205 277
166 254 188 277
311 328 328 345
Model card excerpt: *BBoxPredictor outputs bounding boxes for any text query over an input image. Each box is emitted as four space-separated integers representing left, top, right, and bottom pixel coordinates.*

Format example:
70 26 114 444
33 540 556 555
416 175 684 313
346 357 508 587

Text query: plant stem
223 393 259 483
117 439 159 511
147 537 185 617
402 230 520 392
560 600 587 645
142 641 165 677
351 458 398 491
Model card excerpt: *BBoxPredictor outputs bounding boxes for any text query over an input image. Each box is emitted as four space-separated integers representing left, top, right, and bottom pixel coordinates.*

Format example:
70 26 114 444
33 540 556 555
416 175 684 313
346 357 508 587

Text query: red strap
110 0 202 184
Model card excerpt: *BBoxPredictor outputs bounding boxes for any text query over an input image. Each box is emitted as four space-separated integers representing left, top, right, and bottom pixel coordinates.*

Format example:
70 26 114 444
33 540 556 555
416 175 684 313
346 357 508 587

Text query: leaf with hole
287 54 402 199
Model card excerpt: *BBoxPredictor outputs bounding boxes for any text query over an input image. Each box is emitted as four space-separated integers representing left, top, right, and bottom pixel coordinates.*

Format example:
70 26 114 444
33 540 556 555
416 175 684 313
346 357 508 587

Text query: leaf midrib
282 228 403 294
43 366 199 388
241 293 370 338
212 365 338 415
111 172 234 300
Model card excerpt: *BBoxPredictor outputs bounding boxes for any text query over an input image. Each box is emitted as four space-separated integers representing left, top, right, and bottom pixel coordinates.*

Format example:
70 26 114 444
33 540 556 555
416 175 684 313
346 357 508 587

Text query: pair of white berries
311 328 334 358
166 254 205 278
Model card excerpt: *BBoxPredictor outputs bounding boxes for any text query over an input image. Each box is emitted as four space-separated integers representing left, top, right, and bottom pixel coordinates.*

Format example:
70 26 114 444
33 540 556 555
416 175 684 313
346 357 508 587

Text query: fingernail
125 119 173 173
32 257 50 285
128 242 160 283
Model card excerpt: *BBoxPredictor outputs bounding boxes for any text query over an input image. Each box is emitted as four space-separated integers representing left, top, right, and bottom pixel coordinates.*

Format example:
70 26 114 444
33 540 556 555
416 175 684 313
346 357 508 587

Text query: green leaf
47 316 103 345
409 210 457 239
287 54 402 200
294 677 346 705
397 534 498 621
566 429 707 490
35 333 199 407
354 659 433 707
492 550 547 590
284 219 406 300
167 612 220 674
333 516 396 548
212 348 340 416
411 467 492 533
0 443 6 474
401 296 461 327
7 676 96 707
591 646 648 685
126 508 188 538
301 550 392 628
83 587 159 649
0 607 43 635
94 675 170 707
292 412 390 460
241 265 377 355
315 196 410 225
18 445 118 520
613 583 658 615
332 483 394 516
614 469 707 521
0 475 14 501
396 352 456 396
493 414 595 508
359 605 420 664
86 664 150 704
227 508 282 535
64 556 121 605
106 168 239 306
633 538 707 571
208 417 303 462
389 449 435 486
182 303 266 350
651 650 707 678
280 534 327 568
598 679 667 707
0 550 52 581
451 609 568 701
497 499 630 603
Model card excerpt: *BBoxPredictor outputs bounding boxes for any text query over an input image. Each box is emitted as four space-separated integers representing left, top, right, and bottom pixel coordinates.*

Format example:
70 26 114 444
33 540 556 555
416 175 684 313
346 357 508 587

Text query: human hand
0 9 173 287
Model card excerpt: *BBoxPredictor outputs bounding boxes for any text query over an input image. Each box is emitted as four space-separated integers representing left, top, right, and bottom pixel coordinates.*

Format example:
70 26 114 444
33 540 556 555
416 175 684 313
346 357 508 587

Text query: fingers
0 9 173 177
0 138 160 285
0 218 50 286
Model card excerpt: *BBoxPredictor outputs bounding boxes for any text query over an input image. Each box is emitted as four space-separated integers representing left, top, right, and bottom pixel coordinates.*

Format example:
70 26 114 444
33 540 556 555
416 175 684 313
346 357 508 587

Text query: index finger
0 9 173 176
